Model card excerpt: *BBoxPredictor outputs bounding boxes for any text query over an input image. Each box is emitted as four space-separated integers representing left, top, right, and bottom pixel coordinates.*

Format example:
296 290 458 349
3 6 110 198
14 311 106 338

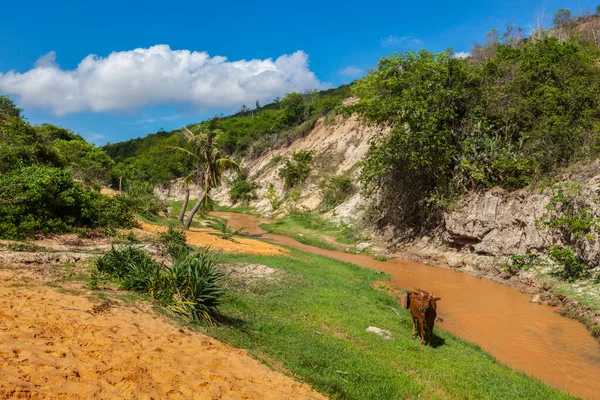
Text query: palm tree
177 171 197 222
170 126 242 229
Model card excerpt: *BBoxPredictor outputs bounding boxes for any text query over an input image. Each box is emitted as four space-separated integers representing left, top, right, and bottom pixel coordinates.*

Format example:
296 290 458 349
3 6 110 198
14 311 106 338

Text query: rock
356 242 372 251
531 294 541 304
297 233 304 237
366 326 394 340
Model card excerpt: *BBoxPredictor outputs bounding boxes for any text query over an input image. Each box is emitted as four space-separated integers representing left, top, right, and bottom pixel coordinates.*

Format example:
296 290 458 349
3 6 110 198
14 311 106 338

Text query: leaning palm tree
177 170 198 222
170 126 242 229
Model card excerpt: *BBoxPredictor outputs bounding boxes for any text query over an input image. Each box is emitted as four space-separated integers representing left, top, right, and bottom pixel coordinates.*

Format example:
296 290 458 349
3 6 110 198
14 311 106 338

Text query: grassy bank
259 211 363 251
204 249 572 399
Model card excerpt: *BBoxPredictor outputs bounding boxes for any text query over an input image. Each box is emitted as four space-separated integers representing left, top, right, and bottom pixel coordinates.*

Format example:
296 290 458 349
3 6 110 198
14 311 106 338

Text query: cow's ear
432 297 441 301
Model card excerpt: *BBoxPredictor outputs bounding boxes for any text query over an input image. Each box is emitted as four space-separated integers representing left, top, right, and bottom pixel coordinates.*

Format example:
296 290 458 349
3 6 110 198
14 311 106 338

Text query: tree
552 8 573 41
177 171 198 222
170 126 242 229
0 95 22 123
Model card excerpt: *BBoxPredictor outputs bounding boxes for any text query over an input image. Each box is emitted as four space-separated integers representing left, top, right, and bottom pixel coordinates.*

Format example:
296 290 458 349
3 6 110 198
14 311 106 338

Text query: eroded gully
213 211 600 400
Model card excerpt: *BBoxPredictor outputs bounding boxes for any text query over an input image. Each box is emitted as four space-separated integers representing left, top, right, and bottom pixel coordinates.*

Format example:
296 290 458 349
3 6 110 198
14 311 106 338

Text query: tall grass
94 244 224 323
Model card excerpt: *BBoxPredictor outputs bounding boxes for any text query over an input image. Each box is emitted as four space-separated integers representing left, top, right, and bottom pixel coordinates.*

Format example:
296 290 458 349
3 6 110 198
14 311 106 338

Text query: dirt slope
156 105 382 222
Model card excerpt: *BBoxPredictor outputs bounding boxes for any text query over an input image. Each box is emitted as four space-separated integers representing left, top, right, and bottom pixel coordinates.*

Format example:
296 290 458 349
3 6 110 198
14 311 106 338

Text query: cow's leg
427 323 433 346
419 320 425 345
411 317 418 339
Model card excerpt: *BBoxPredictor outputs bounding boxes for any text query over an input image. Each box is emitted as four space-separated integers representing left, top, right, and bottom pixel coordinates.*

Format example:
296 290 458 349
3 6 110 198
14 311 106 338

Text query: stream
213 211 600 400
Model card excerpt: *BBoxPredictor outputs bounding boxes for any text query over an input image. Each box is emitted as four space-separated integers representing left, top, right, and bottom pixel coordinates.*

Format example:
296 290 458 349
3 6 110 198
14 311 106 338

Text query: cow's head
417 292 441 313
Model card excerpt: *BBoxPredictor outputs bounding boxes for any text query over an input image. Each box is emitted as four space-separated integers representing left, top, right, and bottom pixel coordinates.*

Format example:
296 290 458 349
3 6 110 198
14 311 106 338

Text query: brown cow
404 289 440 346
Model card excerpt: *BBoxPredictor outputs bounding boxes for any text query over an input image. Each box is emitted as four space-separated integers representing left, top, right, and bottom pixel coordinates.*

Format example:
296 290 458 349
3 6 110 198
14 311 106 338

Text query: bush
320 175 355 210
503 253 544 275
278 150 314 189
94 245 224 323
157 225 190 259
0 165 134 239
353 34 600 233
161 252 224 323
229 174 259 205
547 245 590 282
265 183 282 210
122 181 162 216
95 245 155 279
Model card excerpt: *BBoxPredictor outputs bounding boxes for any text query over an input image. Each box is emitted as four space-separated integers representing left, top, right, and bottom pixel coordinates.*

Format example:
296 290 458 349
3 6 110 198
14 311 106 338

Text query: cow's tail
404 290 411 309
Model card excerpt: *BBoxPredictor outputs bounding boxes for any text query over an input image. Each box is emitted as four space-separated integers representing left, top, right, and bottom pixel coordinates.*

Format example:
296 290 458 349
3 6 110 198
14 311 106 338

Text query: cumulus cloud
453 52 471 59
0 45 324 116
381 35 422 48
339 66 364 78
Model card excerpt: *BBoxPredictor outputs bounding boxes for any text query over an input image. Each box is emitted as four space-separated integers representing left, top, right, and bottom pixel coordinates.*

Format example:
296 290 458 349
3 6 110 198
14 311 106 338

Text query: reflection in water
213 211 600 400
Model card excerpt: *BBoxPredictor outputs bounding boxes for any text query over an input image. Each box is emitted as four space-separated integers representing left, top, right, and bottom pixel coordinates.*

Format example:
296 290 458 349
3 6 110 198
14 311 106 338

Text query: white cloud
83 132 106 142
381 35 422 48
453 52 471 59
0 45 324 116
339 66 364 78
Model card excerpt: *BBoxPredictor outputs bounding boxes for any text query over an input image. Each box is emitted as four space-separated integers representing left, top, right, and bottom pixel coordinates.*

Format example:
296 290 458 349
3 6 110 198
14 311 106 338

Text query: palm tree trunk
184 190 206 229
178 188 190 222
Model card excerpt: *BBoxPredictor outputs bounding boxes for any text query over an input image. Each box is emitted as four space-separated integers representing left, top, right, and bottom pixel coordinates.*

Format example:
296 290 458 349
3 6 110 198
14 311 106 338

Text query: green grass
206 249 572 400
260 211 363 251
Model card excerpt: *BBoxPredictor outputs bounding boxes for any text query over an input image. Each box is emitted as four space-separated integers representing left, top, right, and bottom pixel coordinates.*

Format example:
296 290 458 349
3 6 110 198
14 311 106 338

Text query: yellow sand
0 274 323 399
137 221 287 256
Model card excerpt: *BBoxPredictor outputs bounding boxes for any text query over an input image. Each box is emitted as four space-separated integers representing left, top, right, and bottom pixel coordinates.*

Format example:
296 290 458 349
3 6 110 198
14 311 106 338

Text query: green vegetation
352 11 600 233
103 86 351 188
157 225 190 259
503 253 544 276
0 95 170 239
229 173 260 205
208 220 246 241
170 126 242 229
206 250 572 399
537 183 600 240
260 210 362 250
264 183 282 210
94 244 224 323
547 245 591 282
319 174 355 211
278 150 314 189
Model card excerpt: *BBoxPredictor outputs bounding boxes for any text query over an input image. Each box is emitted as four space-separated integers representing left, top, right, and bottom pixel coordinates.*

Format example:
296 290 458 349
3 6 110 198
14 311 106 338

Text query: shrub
536 185 599 240
95 245 156 279
547 245 590 282
94 245 224 323
122 181 162 216
210 220 246 241
157 225 190 259
229 174 259 205
265 183 282 210
161 252 224 323
353 35 600 233
319 175 355 210
0 165 134 239
503 253 544 275
278 150 314 189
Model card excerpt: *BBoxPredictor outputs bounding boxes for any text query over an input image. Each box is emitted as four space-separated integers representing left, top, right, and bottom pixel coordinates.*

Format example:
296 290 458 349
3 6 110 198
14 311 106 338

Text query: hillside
147 9 600 341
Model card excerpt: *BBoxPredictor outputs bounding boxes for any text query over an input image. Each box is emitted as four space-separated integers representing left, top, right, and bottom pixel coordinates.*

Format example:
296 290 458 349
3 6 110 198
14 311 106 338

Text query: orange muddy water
213 211 600 400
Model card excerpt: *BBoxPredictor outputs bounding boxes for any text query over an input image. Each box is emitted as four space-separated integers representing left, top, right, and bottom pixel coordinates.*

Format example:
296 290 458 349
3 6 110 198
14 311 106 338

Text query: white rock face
356 242 372 251
155 111 384 223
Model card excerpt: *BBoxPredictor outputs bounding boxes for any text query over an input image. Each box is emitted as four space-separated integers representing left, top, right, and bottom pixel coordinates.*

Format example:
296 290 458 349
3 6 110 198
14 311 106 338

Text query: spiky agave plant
163 249 224 323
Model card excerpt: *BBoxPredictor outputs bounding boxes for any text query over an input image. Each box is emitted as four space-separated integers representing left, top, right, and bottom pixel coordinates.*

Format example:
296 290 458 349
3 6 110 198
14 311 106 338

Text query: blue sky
0 0 597 145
